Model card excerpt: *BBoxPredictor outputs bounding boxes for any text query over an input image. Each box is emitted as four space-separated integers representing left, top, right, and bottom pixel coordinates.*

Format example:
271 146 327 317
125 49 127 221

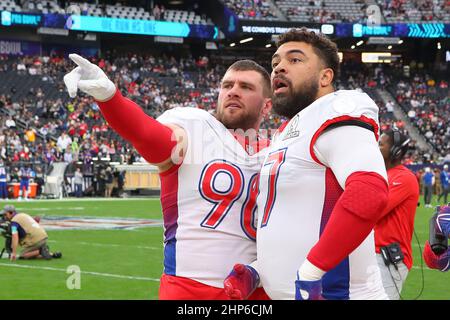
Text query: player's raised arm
63 53 186 169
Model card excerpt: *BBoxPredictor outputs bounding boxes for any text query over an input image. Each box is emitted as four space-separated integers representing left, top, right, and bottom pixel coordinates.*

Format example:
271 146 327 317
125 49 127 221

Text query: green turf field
0 197 448 300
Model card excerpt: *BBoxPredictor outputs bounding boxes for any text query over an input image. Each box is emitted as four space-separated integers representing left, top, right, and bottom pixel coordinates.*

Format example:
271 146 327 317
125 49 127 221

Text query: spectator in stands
438 164 449 204
34 166 45 197
57 131 72 153
422 167 435 208
5 117 16 129
70 136 80 161
386 100 395 114
81 2 88 15
105 166 114 198
0 159 8 199
160 5 165 20
18 165 33 201
435 168 442 200
17 62 26 74
97 166 106 196
74 167 83 198
224 0 278 19
114 168 125 197
25 127 36 144
153 4 161 20
63 145 73 163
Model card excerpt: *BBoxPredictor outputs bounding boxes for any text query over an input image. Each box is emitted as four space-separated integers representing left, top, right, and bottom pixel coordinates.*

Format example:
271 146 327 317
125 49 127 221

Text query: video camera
0 212 12 259
429 205 449 255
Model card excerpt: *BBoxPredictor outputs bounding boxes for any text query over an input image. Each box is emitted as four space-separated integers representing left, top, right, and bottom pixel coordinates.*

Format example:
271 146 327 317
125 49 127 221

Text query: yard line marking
2 197 160 202
0 263 160 282
39 216 163 231
0 260 434 274
47 240 162 250
411 265 434 271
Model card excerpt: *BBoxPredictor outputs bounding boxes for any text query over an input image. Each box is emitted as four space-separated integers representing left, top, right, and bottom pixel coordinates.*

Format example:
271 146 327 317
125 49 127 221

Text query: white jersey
0 165 6 182
157 107 267 287
257 90 387 300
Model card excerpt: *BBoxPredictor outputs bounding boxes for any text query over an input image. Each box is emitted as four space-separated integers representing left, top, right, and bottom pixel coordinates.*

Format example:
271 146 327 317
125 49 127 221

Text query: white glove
63 53 116 101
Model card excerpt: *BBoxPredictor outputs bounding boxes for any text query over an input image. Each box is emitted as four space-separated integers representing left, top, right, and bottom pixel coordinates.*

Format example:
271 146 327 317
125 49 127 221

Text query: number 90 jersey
157 107 268 288
256 90 386 300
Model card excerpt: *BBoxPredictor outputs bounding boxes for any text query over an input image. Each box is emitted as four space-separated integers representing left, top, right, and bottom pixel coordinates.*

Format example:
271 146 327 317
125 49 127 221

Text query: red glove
223 264 260 300
423 241 449 272
33 216 41 223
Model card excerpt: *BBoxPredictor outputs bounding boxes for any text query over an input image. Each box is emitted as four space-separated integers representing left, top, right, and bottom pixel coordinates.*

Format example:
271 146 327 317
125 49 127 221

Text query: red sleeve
96 90 176 164
378 172 413 220
307 171 388 272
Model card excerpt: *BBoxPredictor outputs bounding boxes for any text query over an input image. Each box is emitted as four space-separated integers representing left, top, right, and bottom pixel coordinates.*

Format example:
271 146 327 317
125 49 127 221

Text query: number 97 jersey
256 90 386 300
157 107 268 288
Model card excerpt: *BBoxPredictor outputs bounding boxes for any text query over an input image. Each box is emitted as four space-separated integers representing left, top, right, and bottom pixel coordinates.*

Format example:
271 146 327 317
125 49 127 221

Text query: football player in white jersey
225 28 389 300
64 55 272 299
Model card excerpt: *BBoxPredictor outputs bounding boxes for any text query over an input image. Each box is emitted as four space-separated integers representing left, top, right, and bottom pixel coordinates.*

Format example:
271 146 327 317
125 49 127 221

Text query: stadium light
356 40 364 46
351 45 355 49
437 42 441 50
230 43 236 47
265 43 272 48
398 39 404 44
239 37 253 44
388 45 392 50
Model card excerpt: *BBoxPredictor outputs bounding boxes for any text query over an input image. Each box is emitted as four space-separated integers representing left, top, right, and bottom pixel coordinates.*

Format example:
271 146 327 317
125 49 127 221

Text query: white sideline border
0 197 160 203
47 239 162 250
0 262 160 282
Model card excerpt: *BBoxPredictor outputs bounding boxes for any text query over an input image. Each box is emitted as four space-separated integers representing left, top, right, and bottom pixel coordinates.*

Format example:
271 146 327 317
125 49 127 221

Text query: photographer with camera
0 213 12 259
423 205 449 272
1 205 61 261
375 129 419 300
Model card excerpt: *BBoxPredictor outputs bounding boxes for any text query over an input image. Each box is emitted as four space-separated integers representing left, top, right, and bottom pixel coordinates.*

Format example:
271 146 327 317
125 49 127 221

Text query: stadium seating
0 1 212 25
163 9 213 25
222 0 448 22
0 53 223 170
276 0 366 23
0 0 22 12
222 0 281 20
18 0 65 14
380 0 450 23
2 52 446 170
4 0 447 23
389 72 449 156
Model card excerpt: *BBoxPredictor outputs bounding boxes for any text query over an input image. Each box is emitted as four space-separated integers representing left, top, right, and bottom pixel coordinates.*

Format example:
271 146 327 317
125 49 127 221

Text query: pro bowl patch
282 115 300 140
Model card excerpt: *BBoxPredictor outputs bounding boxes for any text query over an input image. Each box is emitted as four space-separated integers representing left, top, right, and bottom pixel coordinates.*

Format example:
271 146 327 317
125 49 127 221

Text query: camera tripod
0 238 12 259
0 247 10 259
